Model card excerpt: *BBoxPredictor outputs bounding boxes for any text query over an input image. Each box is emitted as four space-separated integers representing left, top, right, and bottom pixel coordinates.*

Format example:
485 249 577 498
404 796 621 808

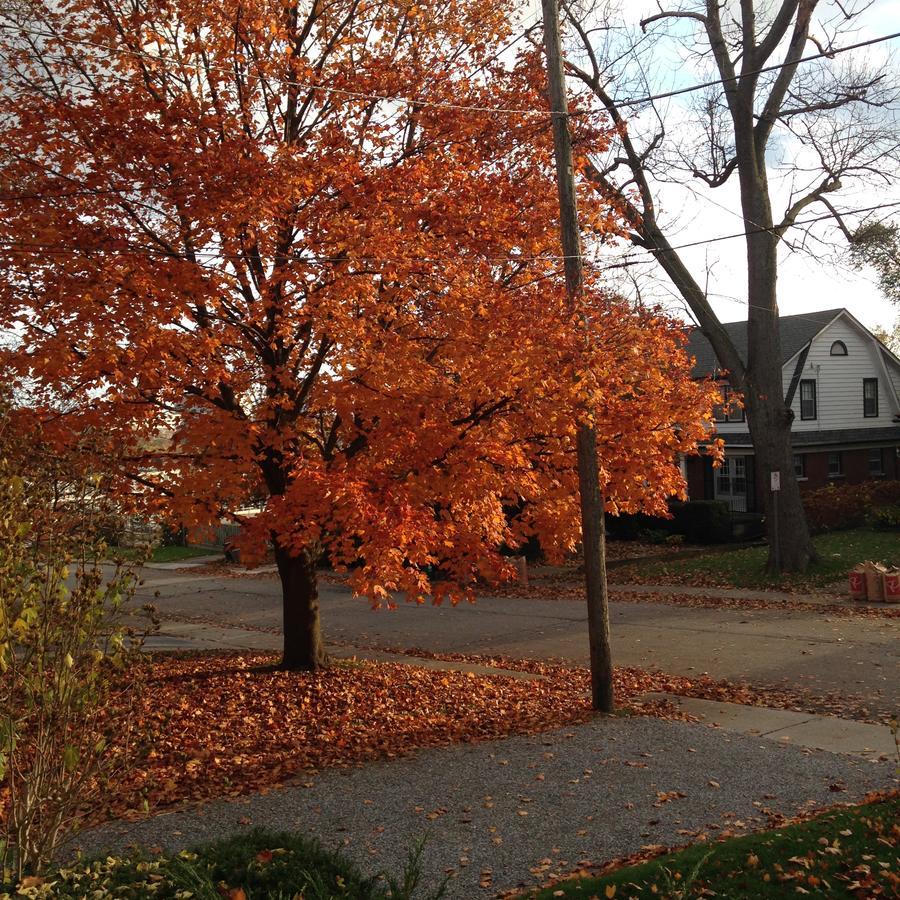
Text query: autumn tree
0 0 716 670
556 0 900 572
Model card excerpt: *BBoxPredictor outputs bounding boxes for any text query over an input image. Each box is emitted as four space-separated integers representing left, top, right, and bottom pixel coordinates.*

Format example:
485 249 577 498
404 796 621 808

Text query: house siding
786 318 899 432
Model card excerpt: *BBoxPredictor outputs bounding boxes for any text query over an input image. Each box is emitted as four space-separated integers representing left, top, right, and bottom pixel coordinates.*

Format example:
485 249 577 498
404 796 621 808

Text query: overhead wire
0 198 898 266
1 22 898 117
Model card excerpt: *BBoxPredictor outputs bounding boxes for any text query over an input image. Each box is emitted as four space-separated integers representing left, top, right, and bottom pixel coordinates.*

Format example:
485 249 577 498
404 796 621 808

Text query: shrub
668 500 731 544
0 463 154 878
867 503 900 531
605 511 667 541
803 480 900 533
0 829 446 899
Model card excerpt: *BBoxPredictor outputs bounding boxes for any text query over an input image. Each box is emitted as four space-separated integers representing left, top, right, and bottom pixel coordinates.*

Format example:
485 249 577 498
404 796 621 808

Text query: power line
0 200 897 268
591 199 900 270
617 28 900 107
645 200 900 254
2 22 898 117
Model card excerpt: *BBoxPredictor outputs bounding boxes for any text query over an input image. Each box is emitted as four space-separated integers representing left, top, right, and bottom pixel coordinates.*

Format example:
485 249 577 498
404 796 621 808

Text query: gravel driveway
70 716 896 898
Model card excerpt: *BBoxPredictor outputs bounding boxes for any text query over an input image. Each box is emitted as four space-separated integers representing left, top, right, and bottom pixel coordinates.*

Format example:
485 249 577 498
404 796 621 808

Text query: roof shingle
686 308 845 377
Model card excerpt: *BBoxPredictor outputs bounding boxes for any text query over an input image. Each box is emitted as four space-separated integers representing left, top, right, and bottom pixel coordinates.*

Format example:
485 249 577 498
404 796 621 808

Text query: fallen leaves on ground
610 590 900 619
372 646 896 726
150 611 893 724
478 577 899 618
6 644 888 832
19 653 602 827
172 562 278 578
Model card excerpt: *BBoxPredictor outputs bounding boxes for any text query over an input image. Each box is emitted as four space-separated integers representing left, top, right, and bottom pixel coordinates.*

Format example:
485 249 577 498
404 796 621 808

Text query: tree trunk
577 423 614 712
740 168 818 573
744 393 818 573
273 544 328 670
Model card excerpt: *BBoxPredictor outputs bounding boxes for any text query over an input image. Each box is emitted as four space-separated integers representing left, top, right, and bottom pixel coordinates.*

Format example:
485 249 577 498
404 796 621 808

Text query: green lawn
616 528 899 591
108 544 215 563
149 544 216 563
531 795 898 899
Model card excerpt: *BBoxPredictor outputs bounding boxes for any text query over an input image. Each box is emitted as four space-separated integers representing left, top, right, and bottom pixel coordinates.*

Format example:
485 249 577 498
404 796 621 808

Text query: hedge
803 480 900 533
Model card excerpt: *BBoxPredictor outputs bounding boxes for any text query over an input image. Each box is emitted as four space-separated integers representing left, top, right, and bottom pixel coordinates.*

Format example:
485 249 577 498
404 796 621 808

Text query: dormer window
830 340 848 356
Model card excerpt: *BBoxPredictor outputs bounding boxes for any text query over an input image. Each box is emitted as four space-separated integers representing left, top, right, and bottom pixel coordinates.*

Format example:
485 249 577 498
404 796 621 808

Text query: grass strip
528 794 898 898
611 528 899 591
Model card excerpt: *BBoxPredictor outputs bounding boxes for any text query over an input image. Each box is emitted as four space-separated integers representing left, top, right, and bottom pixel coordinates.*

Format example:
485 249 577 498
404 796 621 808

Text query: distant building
686 308 900 512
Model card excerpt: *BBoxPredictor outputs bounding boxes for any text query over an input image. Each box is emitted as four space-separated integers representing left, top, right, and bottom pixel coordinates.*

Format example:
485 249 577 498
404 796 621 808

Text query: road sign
770 470 781 491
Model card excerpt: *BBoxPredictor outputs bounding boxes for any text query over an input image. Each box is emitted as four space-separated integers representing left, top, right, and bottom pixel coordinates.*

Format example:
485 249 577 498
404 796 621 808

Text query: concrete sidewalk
637 694 896 761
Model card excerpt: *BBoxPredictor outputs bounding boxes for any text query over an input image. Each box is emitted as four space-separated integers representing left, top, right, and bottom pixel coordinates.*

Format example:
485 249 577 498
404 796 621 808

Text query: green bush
0 829 446 899
668 500 731 544
605 511 667 541
867 503 900 530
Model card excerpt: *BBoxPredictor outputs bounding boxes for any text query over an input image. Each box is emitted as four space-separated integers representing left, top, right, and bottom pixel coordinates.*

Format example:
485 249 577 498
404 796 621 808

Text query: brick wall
797 446 900 492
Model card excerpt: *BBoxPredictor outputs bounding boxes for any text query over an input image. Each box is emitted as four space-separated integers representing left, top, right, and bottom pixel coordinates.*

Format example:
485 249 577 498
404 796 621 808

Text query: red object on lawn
883 569 900 604
848 566 867 601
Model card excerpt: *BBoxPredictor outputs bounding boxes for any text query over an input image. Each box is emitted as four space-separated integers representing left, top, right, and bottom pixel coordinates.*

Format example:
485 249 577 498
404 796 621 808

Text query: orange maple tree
0 0 718 669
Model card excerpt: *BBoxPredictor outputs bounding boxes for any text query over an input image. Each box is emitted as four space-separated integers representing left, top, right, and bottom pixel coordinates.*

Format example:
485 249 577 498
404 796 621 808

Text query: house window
869 448 884 476
716 459 731 494
712 384 744 423
794 454 806 478
714 457 749 511
828 451 843 477
799 380 817 420
829 341 848 356
732 456 746 494
863 378 879 418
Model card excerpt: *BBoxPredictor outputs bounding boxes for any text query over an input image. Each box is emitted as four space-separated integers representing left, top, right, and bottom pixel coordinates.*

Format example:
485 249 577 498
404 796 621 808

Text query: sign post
770 470 781 572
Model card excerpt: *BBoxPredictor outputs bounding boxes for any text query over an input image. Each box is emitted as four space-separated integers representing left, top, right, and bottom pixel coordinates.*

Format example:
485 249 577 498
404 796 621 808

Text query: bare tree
558 0 900 572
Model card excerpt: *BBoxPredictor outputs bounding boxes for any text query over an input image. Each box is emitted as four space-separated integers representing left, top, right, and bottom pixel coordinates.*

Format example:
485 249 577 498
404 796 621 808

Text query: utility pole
541 0 613 713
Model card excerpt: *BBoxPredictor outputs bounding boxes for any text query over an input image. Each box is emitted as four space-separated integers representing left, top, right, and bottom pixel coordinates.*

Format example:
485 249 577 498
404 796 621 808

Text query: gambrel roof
687 308 846 377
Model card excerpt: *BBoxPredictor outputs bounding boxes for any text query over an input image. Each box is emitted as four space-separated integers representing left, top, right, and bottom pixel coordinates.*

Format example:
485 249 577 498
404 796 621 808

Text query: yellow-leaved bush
0 424 156 879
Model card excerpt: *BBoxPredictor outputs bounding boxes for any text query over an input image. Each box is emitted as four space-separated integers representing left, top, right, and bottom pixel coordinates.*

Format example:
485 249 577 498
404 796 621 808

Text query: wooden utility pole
541 0 613 713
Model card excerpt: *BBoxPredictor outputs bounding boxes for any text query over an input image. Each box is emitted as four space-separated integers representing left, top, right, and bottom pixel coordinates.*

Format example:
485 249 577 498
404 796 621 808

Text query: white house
685 308 900 512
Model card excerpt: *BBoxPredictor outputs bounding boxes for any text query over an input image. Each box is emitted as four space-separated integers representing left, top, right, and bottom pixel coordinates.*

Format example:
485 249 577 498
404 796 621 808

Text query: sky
548 0 900 332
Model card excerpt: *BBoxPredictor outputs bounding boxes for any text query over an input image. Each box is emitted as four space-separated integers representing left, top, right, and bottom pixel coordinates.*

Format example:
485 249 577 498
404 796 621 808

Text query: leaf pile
5 654 602 827
374 647 896 726
2 648 889 835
